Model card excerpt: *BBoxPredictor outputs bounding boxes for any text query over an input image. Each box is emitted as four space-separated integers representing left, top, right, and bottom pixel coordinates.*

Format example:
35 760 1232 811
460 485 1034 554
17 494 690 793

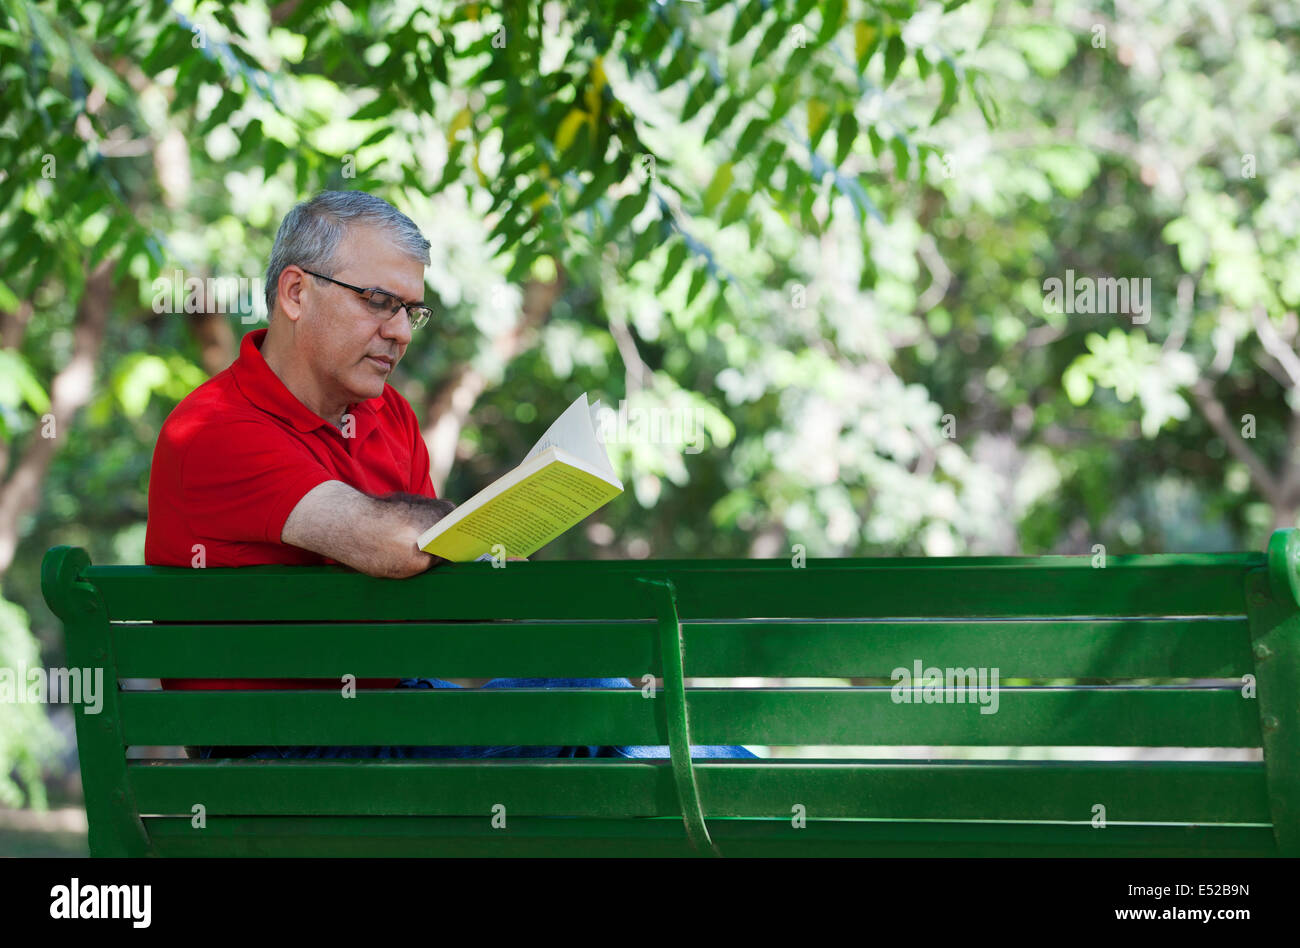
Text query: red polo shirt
146 327 437 691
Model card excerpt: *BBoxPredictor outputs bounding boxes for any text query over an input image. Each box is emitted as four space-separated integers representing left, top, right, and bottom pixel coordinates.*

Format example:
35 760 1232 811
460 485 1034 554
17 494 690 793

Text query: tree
0 0 976 804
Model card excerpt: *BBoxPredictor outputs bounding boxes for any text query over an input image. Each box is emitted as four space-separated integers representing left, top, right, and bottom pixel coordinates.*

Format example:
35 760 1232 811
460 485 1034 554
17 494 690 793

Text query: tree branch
1189 377 1282 506
421 268 564 494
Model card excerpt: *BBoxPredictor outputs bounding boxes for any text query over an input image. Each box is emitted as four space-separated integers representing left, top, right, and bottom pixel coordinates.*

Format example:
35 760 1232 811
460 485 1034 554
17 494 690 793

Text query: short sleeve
180 419 337 545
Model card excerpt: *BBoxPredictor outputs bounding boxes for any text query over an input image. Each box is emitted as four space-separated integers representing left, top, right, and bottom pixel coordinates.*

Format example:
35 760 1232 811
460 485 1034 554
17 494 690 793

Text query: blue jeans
196 677 756 760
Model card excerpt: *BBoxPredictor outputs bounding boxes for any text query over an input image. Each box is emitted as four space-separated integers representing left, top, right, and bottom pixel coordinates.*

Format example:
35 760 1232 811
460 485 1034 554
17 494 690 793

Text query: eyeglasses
301 268 432 331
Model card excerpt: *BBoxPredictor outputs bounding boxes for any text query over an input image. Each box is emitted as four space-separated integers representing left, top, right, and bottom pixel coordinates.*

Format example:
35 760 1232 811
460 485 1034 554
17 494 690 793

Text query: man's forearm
365 492 456 576
380 492 456 519
281 481 456 578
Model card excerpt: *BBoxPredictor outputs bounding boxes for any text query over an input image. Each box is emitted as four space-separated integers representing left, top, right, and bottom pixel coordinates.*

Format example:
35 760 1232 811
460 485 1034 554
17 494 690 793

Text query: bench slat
117 687 1262 747
85 555 1260 622
140 815 1279 857
111 621 659 679
126 759 1271 824
109 617 1253 679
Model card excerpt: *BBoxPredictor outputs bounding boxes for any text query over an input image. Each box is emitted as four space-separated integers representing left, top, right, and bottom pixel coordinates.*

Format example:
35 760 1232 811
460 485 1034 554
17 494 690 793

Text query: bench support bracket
639 577 720 857
1246 530 1300 856
41 546 153 857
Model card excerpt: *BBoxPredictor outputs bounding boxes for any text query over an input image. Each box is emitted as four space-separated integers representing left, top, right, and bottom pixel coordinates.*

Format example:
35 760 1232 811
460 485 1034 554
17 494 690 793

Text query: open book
417 393 623 562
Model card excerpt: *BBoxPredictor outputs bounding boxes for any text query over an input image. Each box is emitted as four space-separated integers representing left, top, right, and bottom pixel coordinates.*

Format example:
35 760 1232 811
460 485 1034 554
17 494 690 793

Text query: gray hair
264 191 431 317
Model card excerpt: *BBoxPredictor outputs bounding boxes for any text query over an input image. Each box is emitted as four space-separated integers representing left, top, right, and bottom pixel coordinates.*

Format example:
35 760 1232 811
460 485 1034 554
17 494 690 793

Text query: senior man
145 190 754 761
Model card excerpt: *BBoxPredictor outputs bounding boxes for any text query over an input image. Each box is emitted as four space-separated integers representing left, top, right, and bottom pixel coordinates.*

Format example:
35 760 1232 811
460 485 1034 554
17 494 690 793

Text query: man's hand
282 481 457 578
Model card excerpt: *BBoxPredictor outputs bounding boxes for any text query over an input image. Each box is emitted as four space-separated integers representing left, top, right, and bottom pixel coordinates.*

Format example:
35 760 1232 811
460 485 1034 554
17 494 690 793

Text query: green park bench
40 530 1300 857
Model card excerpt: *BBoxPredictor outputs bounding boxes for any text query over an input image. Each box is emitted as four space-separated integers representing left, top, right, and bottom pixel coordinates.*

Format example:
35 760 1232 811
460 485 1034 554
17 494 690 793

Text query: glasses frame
300 267 432 330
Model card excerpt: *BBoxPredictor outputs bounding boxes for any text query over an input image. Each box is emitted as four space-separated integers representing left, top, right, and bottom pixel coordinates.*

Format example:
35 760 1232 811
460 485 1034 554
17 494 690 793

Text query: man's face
295 223 425 406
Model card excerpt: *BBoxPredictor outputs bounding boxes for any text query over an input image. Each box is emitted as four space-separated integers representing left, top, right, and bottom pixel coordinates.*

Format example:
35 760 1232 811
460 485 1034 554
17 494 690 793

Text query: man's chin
347 377 387 402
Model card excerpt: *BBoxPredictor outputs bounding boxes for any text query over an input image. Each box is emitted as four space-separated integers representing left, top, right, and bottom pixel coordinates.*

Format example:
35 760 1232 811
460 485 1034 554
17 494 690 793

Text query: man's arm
281 480 457 578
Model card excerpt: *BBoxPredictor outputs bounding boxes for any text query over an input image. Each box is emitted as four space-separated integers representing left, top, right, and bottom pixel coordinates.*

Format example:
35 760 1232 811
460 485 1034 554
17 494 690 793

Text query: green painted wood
83 553 1261 623
140 815 1279 858
117 686 1262 747
40 547 153 857
681 618 1253 679
1246 564 1300 856
126 759 1272 824
108 617 1252 680
687 687 1263 748
641 577 717 855
1267 527 1300 609
40 534 1298 858
111 620 661 679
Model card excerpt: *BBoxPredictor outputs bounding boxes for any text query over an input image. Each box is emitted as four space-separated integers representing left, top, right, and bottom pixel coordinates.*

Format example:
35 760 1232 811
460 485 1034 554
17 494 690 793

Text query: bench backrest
40 530 1300 857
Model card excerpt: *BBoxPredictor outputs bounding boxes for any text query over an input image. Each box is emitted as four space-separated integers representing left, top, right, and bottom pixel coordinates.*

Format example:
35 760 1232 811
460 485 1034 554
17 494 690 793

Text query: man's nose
381 307 413 346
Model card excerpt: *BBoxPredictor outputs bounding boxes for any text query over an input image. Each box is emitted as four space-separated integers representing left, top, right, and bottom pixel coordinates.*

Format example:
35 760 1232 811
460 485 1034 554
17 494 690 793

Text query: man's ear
278 265 307 323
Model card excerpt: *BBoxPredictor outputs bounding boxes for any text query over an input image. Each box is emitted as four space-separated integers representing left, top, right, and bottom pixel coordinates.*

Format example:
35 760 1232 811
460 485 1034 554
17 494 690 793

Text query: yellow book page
421 460 622 562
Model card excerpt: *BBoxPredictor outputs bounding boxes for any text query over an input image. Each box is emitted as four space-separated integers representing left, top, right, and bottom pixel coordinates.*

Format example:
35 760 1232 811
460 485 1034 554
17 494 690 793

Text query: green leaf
642 15 672 60
506 244 537 283
728 0 763 46
807 98 831 148
353 93 397 121
630 217 663 263
609 189 648 234
681 74 717 123
113 353 170 419
719 190 749 227
968 71 999 127
661 43 691 87
197 87 242 135
686 265 708 306
835 112 858 165
704 96 740 141
236 119 264 161
141 27 192 75
854 20 881 68
867 126 885 158
753 20 786 65
933 59 959 123
883 34 905 85
915 48 931 80
736 118 766 157
1063 362 1095 406
889 135 910 178
658 239 688 292
358 125 398 149
756 140 784 184
0 350 50 414
573 162 622 213
818 0 844 44
702 162 734 212
91 213 130 267
263 138 289 176
770 73 800 121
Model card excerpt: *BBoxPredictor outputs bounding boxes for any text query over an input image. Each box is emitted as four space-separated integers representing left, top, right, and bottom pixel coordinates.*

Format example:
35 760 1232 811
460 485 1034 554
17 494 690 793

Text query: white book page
522 393 618 482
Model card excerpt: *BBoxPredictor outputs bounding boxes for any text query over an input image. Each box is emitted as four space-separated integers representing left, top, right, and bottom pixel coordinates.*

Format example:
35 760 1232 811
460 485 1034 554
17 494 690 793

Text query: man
145 190 753 761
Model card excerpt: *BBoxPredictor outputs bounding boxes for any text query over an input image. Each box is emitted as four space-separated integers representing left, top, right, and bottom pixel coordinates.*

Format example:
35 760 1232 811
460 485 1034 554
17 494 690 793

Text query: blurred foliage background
0 0 1298 816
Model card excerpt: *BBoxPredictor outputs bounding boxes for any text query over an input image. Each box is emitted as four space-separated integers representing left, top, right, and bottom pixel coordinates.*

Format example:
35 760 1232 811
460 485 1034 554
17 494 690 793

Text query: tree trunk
0 259 115 575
